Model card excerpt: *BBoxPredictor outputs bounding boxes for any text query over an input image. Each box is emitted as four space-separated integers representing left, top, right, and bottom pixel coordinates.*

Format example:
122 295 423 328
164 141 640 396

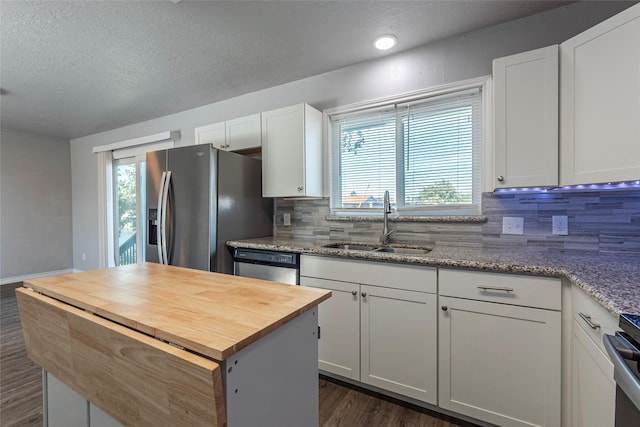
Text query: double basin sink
322 242 431 256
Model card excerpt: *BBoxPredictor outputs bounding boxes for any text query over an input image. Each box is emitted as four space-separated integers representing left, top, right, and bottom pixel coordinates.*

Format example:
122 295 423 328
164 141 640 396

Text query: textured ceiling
0 0 574 140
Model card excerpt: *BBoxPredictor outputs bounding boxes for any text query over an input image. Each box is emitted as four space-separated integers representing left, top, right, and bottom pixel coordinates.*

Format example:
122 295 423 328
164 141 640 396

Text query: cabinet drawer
439 269 561 310
572 285 619 355
300 255 436 293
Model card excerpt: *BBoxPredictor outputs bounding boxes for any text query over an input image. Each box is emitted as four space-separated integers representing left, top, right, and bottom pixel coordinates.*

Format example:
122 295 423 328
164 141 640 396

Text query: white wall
1 128 73 282
70 1 632 270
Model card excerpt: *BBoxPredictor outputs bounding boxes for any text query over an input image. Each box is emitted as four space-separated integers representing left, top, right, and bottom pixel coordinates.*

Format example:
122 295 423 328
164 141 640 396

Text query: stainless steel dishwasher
604 313 640 425
232 248 300 285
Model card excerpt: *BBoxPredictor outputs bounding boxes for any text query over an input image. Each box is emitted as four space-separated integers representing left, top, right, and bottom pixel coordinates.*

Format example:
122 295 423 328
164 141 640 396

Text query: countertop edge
228 238 635 317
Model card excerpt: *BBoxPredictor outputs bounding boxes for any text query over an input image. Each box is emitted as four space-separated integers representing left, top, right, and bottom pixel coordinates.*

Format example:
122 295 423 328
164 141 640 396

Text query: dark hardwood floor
319 377 476 427
1 282 475 427
1 282 43 427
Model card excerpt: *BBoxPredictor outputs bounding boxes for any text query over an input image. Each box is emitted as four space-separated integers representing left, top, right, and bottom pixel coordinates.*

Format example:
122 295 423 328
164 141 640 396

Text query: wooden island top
23 263 331 361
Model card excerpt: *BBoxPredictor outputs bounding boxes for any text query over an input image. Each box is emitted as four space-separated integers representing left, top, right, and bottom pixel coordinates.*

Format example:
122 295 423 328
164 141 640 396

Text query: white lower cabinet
570 285 618 427
360 284 437 403
300 255 438 404
572 320 615 427
438 269 562 427
301 276 360 380
300 257 610 427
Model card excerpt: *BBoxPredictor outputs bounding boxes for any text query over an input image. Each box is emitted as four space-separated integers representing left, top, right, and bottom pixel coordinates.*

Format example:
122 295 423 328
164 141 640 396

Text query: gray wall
0 128 73 281
70 1 633 270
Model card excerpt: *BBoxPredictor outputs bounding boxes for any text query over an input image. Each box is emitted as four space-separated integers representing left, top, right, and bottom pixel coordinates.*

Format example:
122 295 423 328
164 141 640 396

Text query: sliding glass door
113 155 145 266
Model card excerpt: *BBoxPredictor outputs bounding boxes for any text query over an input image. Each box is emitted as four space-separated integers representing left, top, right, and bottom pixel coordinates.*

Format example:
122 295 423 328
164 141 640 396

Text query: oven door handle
603 334 640 411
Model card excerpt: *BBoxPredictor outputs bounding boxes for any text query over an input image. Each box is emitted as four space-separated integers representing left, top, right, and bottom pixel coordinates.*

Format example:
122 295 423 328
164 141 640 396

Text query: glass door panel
114 156 145 266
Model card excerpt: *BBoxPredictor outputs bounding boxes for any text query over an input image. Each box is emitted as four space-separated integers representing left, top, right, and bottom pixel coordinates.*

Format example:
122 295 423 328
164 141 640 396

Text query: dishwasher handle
603 334 640 411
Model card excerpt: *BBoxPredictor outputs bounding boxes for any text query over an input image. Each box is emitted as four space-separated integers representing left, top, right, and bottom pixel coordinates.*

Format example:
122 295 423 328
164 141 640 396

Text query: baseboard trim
1 269 76 286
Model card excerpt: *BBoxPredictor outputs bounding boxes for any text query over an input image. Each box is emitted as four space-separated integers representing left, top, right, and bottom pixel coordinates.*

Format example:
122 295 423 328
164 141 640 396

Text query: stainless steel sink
375 246 432 255
322 243 379 251
322 243 431 255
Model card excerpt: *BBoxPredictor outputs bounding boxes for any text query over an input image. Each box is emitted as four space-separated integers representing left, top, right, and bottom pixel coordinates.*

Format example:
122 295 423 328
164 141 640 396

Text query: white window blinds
329 88 483 215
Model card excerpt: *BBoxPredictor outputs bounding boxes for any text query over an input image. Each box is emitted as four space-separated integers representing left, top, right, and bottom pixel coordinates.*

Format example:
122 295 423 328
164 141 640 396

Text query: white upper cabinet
493 45 558 189
194 122 226 150
261 103 322 198
195 113 261 152
560 3 640 185
225 113 261 152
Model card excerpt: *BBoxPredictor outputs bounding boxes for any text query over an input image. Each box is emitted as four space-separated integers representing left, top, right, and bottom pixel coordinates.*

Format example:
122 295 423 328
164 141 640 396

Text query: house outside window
329 81 485 216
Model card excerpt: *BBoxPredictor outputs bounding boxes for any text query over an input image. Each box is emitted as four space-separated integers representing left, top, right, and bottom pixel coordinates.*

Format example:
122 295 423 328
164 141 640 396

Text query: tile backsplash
274 189 640 256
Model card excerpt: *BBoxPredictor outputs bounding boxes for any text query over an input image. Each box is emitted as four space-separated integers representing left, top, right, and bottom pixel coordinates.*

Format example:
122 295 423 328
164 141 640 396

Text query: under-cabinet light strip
494 180 640 194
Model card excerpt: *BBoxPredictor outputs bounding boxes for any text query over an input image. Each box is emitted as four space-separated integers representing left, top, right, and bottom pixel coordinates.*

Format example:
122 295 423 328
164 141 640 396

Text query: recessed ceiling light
374 35 397 51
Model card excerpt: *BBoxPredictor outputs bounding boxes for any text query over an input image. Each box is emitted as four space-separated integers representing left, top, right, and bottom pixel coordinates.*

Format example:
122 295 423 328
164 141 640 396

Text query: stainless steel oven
603 313 640 426
233 248 300 285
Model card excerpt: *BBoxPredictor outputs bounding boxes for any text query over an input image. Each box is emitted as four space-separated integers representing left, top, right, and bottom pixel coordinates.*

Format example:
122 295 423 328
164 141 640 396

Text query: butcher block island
16 263 331 427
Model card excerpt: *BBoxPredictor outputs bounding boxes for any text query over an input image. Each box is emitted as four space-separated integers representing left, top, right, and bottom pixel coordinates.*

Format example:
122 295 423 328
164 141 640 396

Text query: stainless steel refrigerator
145 144 272 274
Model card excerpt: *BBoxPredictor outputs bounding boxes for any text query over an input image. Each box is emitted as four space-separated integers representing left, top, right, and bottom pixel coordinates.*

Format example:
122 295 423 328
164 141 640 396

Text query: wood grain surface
23 263 331 360
16 288 226 427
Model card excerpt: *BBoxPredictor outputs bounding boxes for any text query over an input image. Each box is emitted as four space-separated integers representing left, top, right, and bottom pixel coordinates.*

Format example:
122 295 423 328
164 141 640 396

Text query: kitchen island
16 263 331 427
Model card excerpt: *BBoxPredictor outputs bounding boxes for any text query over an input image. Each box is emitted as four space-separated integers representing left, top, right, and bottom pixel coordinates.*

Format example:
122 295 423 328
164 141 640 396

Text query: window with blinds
329 87 483 215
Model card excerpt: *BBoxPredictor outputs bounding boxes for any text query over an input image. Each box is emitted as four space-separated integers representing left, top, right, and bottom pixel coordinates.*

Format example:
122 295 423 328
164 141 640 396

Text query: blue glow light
494 180 640 195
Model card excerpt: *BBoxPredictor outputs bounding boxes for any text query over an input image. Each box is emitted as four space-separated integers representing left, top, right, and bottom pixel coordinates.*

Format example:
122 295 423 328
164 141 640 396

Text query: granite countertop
228 236 640 316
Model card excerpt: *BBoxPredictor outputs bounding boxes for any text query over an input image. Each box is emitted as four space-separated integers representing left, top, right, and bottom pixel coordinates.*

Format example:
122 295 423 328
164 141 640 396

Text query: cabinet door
262 104 305 197
195 122 227 150
439 297 561 427
225 113 261 151
301 276 360 380
572 320 615 427
493 45 558 189
560 4 640 185
360 285 437 404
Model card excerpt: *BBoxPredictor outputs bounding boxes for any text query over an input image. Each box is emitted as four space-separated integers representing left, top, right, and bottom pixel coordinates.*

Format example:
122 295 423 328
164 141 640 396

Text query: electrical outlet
552 215 568 235
502 217 524 235
283 213 291 226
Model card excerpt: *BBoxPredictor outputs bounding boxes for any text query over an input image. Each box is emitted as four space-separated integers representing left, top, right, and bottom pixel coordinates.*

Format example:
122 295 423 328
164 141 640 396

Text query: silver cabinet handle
497 175 505 182
579 312 601 329
297 186 303 191
361 292 367 298
477 286 514 292
351 290 357 296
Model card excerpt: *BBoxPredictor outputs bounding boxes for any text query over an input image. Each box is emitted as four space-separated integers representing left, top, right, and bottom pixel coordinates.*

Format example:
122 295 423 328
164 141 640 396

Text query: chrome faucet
380 190 396 244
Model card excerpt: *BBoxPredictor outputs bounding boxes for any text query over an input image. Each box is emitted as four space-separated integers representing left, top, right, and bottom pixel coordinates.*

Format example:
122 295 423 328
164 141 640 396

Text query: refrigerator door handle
160 170 172 265
157 171 167 264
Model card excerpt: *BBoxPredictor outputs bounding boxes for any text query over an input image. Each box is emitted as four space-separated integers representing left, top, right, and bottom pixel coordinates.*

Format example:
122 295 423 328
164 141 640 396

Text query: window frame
326 77 490 217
